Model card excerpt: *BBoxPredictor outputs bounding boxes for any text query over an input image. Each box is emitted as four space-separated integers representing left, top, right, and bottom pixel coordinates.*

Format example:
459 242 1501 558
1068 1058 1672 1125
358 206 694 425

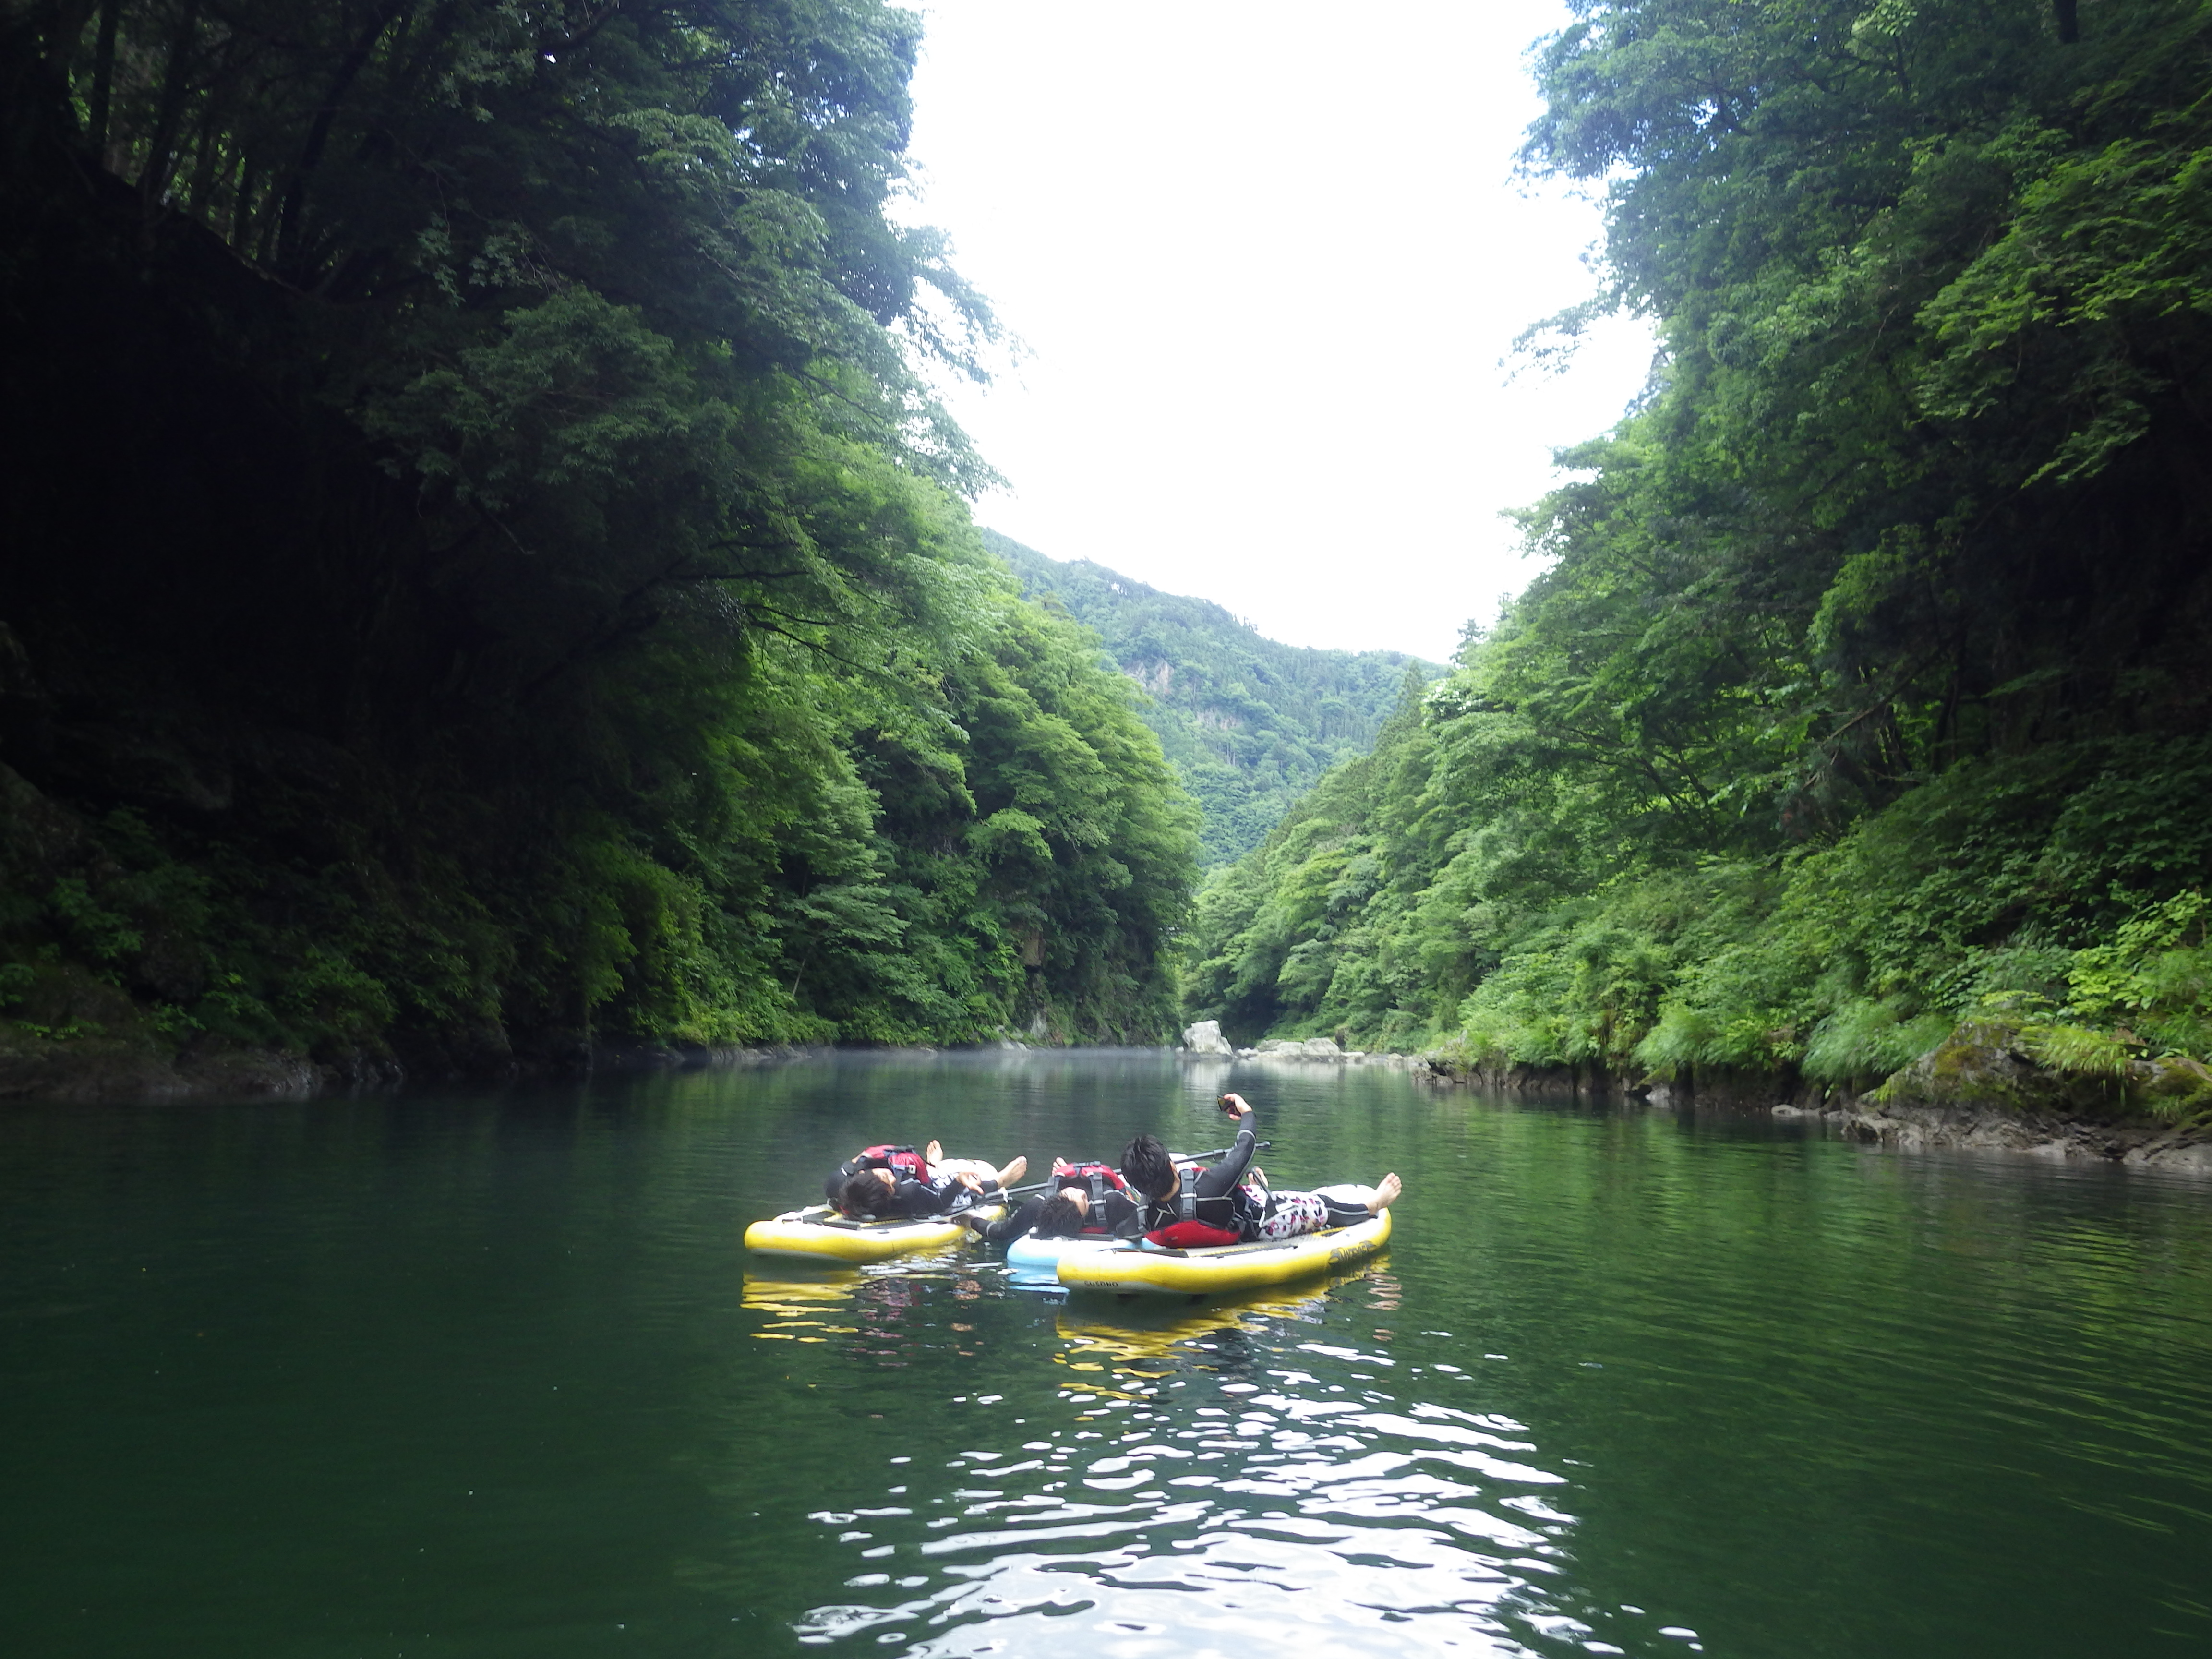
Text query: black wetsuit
874 1172 998 1220
1131 1107 1265 1238
969 1187 1142 1243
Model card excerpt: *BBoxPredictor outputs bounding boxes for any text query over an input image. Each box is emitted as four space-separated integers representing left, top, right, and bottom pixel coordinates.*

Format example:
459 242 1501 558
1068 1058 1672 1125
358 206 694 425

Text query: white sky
901 0 1653 664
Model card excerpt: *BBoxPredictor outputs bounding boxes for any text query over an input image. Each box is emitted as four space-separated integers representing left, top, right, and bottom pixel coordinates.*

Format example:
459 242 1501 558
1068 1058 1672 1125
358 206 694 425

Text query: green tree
0 0 1200 1072
1183 0 2212 1111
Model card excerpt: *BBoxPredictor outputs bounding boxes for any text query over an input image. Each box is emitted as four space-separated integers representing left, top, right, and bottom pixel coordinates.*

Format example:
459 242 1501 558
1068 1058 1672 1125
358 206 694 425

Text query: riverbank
19 1002 2212 1189
0 1011 1064 1103
1184 1019 2212 1172
0 999 831 1103
1411 1032 2212 1174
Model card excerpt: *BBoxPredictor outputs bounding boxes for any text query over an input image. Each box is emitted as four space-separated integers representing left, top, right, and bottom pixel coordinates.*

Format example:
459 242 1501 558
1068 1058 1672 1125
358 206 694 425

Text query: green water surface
4 1051 2211 1657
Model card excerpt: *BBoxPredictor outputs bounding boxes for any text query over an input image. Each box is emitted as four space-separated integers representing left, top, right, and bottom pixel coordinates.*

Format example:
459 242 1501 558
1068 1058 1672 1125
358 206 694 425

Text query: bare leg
1308 1180 1398 1228
924 1154 1026 1190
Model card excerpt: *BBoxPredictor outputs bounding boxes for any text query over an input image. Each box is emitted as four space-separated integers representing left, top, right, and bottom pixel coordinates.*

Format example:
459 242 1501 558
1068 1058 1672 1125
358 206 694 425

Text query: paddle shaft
1001 1141 1272 1198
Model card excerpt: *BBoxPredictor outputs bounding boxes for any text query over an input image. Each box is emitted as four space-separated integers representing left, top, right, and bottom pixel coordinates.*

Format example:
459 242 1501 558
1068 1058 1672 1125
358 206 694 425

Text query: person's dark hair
824 1171 848 1204
839 1172 892 1218
1032 1193 1087 1238
1121 1133 1175 1200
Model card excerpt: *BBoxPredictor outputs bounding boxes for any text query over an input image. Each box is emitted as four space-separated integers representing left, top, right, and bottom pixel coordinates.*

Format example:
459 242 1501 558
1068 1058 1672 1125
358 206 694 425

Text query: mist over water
4 1052 2211 1657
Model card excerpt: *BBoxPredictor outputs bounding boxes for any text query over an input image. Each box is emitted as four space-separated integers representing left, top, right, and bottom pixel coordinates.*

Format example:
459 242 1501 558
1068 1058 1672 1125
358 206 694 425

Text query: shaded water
5 1050 2212 1656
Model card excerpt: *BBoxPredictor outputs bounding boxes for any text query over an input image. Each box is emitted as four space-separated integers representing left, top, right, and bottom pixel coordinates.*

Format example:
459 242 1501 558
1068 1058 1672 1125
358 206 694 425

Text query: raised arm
1194 1094 1258 1198
884 1175 973 1220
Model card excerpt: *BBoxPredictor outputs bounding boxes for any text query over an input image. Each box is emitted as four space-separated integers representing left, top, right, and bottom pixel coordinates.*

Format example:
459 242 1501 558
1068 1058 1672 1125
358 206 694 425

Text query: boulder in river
1179 1020 1234 1057
1254 1037 1346 1061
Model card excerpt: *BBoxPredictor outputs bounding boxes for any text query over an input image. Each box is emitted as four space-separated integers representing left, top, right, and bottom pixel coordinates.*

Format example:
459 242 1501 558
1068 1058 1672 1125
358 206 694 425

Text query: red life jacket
1140 1163 1253 1248
856 1144 931 1180
1050 1160 1131 1236
1145 1219 1242 1249
1051 1160 1128 1203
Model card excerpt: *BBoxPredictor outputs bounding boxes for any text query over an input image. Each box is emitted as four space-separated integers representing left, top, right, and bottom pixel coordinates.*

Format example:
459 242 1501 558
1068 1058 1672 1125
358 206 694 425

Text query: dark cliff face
0 150 486 1086
2 165 389 798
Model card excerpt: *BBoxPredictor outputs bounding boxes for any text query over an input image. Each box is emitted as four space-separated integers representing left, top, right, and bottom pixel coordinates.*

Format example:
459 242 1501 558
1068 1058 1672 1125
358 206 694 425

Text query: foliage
2063 890 2212 1059
987 533 1440 866
1185 0 2212 1106
0 0 1196 1070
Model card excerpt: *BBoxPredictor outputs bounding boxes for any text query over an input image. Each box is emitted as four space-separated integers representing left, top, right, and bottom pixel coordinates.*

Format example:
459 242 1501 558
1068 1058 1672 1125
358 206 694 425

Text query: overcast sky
899 0 1652 664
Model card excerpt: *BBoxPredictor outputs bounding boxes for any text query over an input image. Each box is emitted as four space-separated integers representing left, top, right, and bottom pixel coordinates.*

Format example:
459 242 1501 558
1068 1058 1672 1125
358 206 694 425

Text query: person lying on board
963 1159 1143 1243
822 1141 933 1202
821 1141 1022 1203
832 1147 1028 1222
1120 1093 1401 1247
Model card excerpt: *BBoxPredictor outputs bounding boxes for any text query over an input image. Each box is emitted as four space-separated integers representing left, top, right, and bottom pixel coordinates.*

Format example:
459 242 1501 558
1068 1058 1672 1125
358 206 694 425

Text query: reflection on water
7 1051 2212 1659
745 1274 863 1343
749 1263 1701 1658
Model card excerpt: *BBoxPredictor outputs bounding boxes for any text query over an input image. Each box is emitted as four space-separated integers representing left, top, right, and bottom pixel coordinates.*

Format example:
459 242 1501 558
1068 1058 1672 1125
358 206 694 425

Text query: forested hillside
1187 0 2212 1117
0 0 1197 1089
986 533 1439 864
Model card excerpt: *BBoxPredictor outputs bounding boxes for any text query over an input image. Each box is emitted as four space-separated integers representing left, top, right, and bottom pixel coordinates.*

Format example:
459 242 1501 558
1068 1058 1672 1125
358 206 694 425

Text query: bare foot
997 1154 1028 1186
926 1140 945 1165
1368 1173 1403 1213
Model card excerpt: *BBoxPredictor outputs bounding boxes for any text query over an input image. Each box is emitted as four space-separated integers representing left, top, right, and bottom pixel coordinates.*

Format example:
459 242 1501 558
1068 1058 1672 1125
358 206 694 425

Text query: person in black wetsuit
830 1144 1028 1221
965 1161 1143 1243
836 1164 993 1221
822 1142 931 1202
823 1141 1027 1202
1122 1093 1401 1247
1119 1093 1266 1247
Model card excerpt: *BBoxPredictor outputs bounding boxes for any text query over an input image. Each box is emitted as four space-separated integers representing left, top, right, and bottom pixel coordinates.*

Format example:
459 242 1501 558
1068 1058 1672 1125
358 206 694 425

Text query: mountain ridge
983 531 1442 865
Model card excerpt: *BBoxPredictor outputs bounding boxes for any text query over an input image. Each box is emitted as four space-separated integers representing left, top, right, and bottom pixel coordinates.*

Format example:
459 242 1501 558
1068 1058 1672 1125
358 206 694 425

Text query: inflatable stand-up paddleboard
999 1140 1266 1281
1056 1209 1391 1296
744 1203 1002 1263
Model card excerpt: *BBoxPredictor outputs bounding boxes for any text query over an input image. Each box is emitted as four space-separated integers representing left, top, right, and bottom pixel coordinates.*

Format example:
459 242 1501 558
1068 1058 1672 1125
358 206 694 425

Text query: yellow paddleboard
1056 1209 1391 1296
743 1203 1001 1263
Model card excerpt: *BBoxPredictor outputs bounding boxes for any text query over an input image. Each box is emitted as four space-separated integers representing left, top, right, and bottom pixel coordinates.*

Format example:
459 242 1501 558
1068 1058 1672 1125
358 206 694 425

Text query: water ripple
769 1276 1696 1659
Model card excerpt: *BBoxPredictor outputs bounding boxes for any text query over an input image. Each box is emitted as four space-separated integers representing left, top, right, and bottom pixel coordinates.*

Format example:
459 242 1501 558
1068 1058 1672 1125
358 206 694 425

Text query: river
4 1050 2211 1656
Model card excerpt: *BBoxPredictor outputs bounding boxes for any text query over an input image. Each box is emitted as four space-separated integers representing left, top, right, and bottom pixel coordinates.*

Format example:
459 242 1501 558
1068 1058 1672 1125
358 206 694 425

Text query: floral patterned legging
1250 1184 1376 1241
